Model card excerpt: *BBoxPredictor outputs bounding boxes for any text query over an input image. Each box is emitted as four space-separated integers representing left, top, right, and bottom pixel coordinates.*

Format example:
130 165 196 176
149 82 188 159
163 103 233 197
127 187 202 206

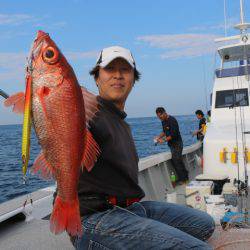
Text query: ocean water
0 115 198 204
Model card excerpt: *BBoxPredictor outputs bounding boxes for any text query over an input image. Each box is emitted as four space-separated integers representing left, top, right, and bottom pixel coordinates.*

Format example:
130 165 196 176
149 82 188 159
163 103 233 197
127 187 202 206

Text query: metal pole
240 0 245 24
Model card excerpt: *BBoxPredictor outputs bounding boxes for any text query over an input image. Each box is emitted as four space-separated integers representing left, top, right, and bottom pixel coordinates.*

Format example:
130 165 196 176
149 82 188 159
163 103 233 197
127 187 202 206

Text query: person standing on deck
193 110 206 141
154 107 189 184
207 110 211 123
72 46 215 249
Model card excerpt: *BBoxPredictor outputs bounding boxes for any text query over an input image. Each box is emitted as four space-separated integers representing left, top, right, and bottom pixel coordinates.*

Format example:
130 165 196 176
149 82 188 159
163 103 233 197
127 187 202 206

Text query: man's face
196 114 202 120
96 58 134 107
157 112 168 121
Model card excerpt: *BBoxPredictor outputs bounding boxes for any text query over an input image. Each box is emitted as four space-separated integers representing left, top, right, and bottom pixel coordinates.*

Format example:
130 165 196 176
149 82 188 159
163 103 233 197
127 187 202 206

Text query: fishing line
202 57 208 112
236 42 249 223
231 62 241 199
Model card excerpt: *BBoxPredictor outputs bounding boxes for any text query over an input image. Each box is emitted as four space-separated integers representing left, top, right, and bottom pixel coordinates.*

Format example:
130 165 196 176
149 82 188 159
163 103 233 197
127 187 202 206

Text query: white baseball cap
96 46 136 68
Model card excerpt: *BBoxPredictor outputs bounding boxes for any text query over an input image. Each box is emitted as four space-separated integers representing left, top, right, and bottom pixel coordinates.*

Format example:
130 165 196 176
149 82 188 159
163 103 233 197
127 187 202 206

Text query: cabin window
215 88 249 108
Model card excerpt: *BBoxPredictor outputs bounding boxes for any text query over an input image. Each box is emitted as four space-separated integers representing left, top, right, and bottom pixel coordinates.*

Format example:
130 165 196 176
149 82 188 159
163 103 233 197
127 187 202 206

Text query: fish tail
50 195 82 237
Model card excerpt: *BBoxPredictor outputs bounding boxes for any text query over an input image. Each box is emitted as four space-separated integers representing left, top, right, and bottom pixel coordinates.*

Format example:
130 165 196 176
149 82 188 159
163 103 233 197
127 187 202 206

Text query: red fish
6 31 100 236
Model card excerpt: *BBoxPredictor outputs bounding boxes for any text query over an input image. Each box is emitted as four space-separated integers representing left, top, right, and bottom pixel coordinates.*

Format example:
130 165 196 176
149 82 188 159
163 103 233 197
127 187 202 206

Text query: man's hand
165 136 171 142
154 136 164 144
157 138 164 144
192 131 198 137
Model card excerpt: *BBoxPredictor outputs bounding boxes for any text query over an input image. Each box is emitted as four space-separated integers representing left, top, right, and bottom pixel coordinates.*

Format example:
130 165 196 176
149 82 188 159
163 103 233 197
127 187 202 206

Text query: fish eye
42 46 59 64
45 49 54 59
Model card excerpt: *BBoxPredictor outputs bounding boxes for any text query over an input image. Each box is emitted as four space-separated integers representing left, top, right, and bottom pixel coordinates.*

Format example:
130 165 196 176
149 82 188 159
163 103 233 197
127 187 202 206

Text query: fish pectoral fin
31 151 55 180
81 129 100 172
4 92 25 114
81 87 99 126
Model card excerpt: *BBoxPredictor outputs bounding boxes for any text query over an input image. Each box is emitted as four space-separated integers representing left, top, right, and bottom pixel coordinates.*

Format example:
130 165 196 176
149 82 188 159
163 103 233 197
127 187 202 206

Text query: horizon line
0 113 197 126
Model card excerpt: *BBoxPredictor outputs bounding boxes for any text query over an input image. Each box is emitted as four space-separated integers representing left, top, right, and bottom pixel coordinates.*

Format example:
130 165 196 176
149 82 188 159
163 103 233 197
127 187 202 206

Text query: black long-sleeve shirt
197 117 206 141
161 115 182 146
78 97 145 215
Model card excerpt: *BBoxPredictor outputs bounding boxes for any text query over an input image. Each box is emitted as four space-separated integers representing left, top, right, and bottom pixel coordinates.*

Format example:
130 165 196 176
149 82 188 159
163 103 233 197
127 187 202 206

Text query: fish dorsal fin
81 129 100 172
81 87 99 126
31 151 55 180
4 92 25 114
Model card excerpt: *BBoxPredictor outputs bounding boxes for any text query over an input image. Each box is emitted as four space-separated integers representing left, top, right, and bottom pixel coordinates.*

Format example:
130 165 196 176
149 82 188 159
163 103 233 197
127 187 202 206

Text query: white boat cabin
204 35 250 183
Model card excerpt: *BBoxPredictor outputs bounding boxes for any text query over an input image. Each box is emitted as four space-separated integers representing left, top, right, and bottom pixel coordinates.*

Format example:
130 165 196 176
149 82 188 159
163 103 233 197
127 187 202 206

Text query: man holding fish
73 46 215 249
5 32 215 249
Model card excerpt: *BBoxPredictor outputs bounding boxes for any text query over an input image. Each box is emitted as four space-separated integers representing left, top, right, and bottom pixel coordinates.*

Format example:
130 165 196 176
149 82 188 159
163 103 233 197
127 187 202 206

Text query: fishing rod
0 89 9 99
0 87 31 181
0 87 33 208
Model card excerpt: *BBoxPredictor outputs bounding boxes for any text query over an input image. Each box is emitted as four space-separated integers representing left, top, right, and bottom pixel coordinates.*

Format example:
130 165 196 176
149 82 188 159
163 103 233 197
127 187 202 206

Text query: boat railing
0 142 202 225
138 142 202 201
215 65 250 78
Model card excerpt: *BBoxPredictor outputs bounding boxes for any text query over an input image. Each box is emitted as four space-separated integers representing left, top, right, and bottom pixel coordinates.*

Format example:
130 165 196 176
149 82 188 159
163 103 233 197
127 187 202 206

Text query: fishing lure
21 75 32 183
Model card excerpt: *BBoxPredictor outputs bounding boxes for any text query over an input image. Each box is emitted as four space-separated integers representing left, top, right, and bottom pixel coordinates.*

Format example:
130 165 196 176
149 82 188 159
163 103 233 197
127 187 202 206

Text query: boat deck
2 143 250 249
0 187 54 222
2 183 250 250
0 218 73 250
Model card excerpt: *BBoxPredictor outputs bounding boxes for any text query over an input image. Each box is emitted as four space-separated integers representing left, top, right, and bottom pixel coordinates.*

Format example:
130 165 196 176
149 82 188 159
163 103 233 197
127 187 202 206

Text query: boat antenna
240 0 245 26
234 0 250 36
224 0 227 37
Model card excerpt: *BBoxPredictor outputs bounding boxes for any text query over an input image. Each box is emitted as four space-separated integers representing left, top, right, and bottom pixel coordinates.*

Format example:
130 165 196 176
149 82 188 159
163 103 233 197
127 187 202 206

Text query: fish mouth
27 30 49 73
33 30 49 52
36 30 48 40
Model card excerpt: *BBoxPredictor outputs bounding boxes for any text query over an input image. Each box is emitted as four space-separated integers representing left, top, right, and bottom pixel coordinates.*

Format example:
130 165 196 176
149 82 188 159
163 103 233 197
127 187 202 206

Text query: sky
0 0 249 125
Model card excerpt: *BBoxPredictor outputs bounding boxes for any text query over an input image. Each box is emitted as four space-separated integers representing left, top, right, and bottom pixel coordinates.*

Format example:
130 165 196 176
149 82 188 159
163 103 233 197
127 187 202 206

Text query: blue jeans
74 201 215 249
